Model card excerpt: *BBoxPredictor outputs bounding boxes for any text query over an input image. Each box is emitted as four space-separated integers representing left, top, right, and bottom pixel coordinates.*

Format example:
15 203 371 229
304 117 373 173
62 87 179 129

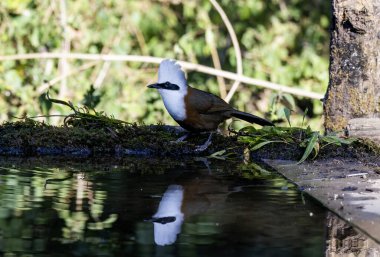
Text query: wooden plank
347 118 380 144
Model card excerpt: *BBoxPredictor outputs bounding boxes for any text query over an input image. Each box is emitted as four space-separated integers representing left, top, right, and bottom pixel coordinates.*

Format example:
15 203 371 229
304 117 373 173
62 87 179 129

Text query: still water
0 157 363 256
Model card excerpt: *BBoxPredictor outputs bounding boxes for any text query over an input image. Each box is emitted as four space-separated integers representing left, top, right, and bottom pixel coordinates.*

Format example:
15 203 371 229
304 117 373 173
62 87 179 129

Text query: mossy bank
0 119 379 167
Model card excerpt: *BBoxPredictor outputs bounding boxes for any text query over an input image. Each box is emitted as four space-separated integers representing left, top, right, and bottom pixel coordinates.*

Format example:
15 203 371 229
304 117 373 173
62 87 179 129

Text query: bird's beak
147 83 161 89
147 82 180 90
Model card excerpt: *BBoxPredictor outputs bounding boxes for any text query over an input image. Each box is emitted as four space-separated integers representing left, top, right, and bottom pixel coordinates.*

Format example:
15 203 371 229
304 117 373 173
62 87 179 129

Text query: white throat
158 88 187 121
156 59 188 121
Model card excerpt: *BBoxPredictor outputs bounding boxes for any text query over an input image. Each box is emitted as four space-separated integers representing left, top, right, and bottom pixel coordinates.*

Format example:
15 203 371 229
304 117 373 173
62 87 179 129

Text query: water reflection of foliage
0 156 184 253
0 167 53 253
0 158 326 256
48 172 118 243
0 156 188 176
235 162 298 198
180 218 221 245
0 166 118 250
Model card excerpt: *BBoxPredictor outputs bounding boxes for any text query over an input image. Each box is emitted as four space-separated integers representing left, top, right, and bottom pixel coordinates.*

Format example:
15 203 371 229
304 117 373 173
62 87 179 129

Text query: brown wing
177 86 235 132
185 86 233 114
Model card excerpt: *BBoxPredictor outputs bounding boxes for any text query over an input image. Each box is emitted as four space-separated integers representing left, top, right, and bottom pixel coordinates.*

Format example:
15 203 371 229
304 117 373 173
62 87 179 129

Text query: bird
148 59 274 151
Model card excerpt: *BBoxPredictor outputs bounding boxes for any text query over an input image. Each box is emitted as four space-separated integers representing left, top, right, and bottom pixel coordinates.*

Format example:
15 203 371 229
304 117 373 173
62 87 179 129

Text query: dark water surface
0 157 333 256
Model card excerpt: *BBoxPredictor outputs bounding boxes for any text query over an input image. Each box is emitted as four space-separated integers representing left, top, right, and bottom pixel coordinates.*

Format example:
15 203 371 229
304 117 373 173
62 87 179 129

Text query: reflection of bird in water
147 175 233 246
148 185 184 246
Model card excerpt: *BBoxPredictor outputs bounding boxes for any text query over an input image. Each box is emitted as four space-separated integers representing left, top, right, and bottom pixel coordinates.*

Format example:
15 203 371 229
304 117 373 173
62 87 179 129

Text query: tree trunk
325 212 380 257
324 0 380 143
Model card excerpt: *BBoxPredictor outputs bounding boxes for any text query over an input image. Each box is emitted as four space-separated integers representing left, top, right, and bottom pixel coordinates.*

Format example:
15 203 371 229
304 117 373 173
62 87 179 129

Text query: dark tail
231 110 274 126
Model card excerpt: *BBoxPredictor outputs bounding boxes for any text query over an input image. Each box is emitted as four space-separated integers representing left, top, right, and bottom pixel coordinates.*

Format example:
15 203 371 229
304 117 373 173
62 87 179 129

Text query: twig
346 173 368 178
13 114 68 119
210 0 243 103
0 53 324 99
206 27 227 98
92 14 127 89
37 61 99 94
93 62 111 89
129 25 148 56
59 0 70 98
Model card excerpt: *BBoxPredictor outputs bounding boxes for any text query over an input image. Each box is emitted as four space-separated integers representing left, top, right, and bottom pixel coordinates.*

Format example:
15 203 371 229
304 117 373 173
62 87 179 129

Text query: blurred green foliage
0 0 330 129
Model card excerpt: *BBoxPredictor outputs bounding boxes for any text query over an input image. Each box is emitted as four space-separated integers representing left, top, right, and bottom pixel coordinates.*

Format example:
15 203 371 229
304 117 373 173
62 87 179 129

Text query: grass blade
250 140 286 151
284 107 292 127
46 90 76 112
297 132 319 164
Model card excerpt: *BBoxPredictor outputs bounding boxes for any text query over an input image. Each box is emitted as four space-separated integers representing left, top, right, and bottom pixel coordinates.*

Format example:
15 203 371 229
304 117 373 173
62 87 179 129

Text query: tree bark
325 212 380 257
324 0 380 143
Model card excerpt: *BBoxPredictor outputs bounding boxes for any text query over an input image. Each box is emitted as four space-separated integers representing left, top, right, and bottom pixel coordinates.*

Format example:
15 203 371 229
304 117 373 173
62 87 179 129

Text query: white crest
157 59 187 89
156 59 188 121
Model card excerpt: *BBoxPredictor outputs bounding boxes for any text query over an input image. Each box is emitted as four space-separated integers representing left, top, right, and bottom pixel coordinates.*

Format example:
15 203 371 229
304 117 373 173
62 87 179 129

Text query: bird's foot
194 132 214 152
194 141 211 152
170 133 190 144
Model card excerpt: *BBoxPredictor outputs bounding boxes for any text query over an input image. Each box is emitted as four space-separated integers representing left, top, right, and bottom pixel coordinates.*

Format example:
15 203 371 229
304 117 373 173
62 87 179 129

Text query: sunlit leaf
283 107 292 127
297 132 319 164
208 149 226 157
301 108 308 127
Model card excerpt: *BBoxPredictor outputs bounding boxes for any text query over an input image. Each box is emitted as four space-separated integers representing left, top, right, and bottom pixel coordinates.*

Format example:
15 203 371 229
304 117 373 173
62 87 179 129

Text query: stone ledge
265 159 380 243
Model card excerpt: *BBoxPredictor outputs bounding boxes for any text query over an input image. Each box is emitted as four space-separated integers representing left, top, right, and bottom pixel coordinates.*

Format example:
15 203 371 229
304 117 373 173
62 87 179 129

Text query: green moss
316 137 380 165
0 119 243 157
0 96 247 157
348 87 375 115
0 119 379 168
354 138 380 155
0 111 378 163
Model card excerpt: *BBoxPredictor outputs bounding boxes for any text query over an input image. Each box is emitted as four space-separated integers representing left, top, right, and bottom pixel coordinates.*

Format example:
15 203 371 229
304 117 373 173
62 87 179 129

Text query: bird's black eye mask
147 81 180 90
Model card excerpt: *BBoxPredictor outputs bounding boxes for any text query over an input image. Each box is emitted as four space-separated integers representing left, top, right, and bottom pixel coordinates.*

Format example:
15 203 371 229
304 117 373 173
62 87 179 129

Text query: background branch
206 27 227 98
0 52 323 100
59 0 70 98
37 61 99 94
209 0 243 103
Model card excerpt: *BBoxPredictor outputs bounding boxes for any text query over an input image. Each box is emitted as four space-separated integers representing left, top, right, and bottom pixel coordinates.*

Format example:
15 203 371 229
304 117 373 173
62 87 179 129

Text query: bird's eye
165 81 170 86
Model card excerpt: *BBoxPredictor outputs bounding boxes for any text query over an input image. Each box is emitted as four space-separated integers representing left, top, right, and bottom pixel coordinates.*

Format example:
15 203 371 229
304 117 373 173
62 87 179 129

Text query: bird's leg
175 133 190 143
194 132 214 152
170 132 192 144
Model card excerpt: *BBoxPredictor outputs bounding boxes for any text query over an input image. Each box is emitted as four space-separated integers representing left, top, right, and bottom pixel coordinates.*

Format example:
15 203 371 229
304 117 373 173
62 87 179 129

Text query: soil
0 120 379 167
